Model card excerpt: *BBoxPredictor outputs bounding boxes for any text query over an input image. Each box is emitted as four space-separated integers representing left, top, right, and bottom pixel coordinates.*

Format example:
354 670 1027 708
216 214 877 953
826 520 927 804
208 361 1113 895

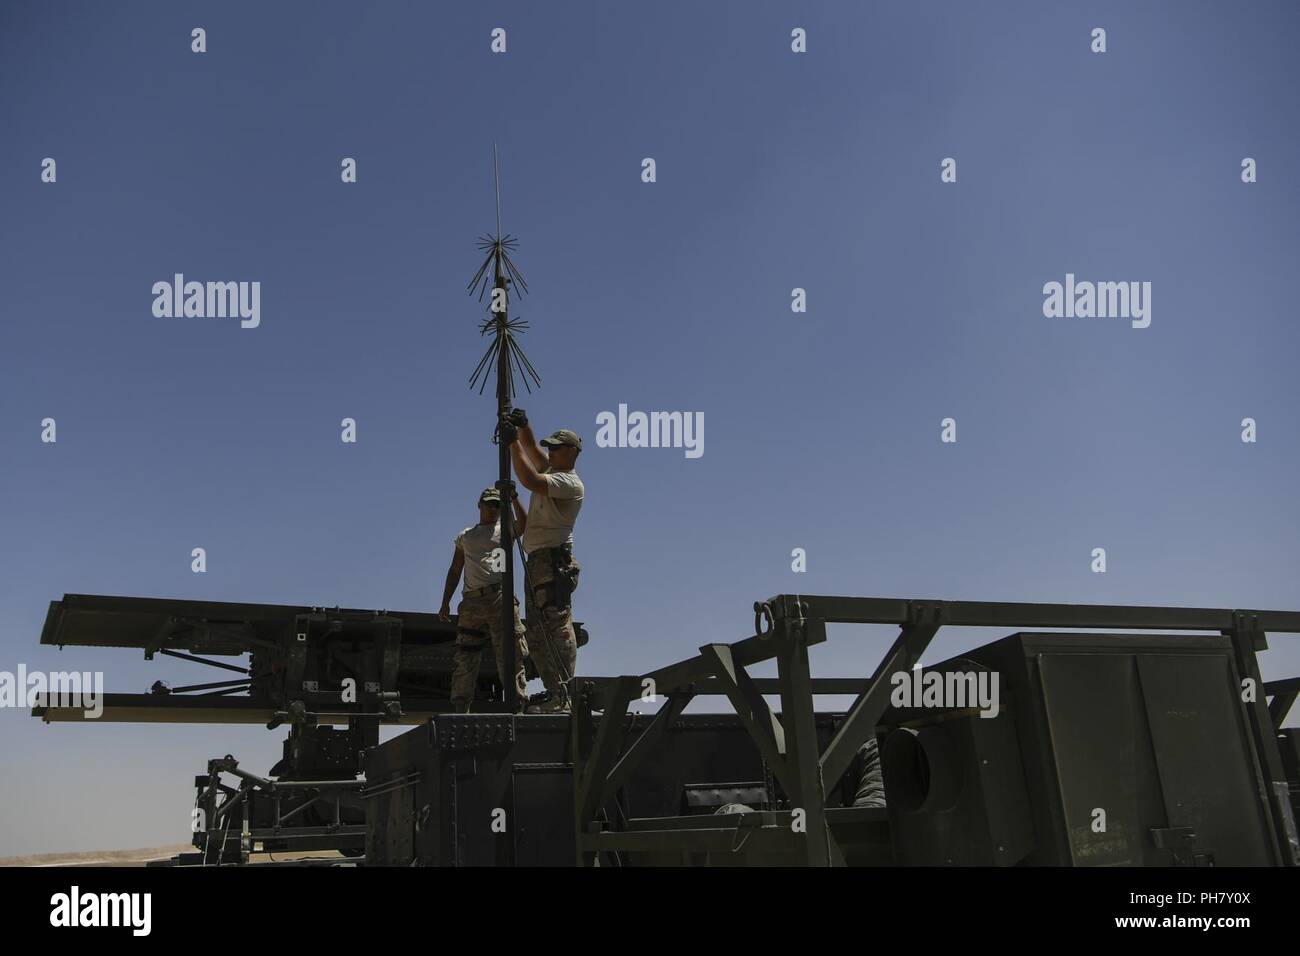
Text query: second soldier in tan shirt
439 486 530 712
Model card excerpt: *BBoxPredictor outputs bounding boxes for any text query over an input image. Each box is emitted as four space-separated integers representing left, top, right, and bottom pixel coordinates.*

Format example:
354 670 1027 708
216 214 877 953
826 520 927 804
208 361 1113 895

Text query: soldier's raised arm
509 428 548 495
507 408 547 472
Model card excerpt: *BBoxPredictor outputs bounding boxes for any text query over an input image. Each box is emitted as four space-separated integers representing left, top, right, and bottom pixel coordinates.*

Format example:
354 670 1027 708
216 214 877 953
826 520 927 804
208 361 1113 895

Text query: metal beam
1227 620 1300 865
643 624 825 698
700 644 791 794
775 625 835 866
582 825 803 857
1266 677 1300 727
575 676 639 825
766 595 1300 633
582 675 869 697
1269 691 1299 729
604 691 693 796
32 693 510 724
819 622 940 790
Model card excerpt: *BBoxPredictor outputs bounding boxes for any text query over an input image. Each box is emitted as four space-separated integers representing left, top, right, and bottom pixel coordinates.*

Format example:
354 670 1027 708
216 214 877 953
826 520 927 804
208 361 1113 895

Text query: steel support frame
196 757 368 863
1224 615 1300 864
1265 677 1300 728
572 594 1300 867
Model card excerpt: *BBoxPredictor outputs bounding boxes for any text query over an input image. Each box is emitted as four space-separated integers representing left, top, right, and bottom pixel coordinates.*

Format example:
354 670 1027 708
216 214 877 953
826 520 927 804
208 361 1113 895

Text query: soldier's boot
451 699 472 714
524 690 570 715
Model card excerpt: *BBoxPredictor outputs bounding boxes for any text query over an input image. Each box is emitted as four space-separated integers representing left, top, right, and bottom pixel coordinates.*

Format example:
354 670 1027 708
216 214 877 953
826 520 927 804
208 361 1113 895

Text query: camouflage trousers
523 548 580 698
450 587 528 709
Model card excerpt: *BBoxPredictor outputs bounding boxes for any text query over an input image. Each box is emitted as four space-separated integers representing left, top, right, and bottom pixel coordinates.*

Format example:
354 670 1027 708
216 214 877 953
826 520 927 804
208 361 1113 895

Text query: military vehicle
33 591 1300 866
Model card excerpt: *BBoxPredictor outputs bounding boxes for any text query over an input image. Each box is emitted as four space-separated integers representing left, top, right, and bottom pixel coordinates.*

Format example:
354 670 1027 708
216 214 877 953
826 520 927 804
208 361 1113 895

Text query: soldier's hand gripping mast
466 146 550 709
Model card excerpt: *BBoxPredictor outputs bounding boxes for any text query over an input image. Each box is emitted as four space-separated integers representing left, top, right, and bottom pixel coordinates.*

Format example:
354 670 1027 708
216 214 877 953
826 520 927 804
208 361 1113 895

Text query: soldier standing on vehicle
439 486 529 712
503 409 583 714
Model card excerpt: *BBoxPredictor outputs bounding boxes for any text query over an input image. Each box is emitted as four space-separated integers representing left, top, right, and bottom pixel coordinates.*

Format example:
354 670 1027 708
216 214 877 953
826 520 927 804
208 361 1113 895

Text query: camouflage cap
540 429 582 450
478 487 502 505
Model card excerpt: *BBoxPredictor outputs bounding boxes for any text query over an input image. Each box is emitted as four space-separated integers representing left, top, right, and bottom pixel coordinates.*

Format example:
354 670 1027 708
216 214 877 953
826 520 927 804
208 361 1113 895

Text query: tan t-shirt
456 522 503 591
522 467 583 552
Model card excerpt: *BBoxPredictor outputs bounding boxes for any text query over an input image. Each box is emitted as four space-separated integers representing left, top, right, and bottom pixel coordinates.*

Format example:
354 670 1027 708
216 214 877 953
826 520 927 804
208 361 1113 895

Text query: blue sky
1 0 1298 856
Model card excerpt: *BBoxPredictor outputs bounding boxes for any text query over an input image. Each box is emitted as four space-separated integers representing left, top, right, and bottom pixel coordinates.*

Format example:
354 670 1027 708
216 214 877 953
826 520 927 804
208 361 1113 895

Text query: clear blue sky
1 0 1297 856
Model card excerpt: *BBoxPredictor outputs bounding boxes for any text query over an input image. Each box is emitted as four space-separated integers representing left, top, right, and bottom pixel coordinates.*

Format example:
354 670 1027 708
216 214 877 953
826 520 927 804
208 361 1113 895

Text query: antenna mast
467 146 540 710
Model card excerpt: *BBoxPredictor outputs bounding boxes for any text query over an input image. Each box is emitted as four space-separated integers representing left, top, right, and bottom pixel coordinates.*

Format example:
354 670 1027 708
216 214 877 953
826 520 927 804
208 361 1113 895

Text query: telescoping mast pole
467 145 540 710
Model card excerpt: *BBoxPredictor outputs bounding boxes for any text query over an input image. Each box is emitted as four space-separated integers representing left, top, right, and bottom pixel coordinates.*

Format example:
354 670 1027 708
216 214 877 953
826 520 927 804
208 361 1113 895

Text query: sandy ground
0 845 346 867
0 845 193 867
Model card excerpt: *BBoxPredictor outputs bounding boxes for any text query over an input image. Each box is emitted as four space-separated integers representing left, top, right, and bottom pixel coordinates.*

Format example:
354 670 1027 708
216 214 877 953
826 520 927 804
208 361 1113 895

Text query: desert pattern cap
540 429 582 449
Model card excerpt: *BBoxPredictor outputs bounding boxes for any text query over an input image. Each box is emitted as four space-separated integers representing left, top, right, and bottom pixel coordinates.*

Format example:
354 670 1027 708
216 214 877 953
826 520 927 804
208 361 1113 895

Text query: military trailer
32 592 1300 866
